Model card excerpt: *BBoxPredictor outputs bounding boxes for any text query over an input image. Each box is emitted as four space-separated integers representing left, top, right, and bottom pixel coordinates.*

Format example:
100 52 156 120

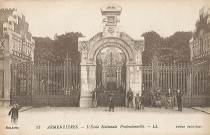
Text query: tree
33 32 83 64
33 37 55 64
141 31 165 64
141 31 192 64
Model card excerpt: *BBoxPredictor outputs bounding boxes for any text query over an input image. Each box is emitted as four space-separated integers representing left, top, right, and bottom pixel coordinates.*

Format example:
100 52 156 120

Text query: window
108 16 115 23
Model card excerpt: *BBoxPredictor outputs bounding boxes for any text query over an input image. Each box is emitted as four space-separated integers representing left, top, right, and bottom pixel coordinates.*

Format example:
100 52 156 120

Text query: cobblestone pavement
0 106 209 135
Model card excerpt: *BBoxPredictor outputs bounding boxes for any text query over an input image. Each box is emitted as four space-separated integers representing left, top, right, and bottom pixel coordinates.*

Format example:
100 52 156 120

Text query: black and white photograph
0 0 210 135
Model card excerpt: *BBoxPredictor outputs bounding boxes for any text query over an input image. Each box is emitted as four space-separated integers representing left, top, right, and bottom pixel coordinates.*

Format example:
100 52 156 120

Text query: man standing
155 90 162 108
92 87 98 108
127 88 133 108
108 93 114 112
165 88 173 109
176 89 183 112
135 93 141 110
140 93 145 109
149 89 154 107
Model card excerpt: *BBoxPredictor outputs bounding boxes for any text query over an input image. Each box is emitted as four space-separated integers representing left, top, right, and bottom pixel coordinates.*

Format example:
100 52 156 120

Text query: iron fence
10 60 210 107
10 59 80 106
142 62 210 107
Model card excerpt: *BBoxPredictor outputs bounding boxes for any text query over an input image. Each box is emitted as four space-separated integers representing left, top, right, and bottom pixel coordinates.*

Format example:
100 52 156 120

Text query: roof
100 3 122 15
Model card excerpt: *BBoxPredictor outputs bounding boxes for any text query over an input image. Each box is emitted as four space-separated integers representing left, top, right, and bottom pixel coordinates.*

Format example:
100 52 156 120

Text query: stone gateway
78 4 144 107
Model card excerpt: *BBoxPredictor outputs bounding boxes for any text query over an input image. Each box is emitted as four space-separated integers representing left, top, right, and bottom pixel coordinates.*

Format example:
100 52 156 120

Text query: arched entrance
96 47 126 106
78 4 144 107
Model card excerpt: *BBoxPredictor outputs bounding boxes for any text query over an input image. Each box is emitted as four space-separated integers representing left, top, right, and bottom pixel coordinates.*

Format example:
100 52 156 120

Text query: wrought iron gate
142 61 210 107
96 65 126 107
10 59 80 106
95 47 126 107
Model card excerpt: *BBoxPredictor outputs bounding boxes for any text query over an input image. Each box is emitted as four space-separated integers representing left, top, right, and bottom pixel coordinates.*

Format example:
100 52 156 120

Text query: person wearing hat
176 89 183 112
108 93 114 112
92 87 98 108
8 103 21 125
127 88 133 108
135 93 141 110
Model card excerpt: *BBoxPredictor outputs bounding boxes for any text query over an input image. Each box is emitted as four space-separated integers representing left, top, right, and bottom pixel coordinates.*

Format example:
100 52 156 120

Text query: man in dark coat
155 90 162 108
92 88 98 108
108 93 114 112
127 88 133 108
135 93 141 110
8 103 21 125
149 89 154 107
140 93 145 109
176 89 183 112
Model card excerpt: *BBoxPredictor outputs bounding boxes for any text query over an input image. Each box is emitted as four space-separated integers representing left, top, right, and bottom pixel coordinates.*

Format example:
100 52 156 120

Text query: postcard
0 0 210 135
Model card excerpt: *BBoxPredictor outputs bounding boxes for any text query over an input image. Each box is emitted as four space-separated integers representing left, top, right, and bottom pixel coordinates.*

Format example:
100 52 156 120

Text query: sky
0 0 209 39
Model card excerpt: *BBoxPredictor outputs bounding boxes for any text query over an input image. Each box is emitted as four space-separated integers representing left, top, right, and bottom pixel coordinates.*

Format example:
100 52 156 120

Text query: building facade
189 4 210 65
78 4 144 107
0 9 35 106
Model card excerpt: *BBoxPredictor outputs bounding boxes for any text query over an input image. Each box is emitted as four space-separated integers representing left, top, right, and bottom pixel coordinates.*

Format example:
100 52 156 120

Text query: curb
190 107 210 115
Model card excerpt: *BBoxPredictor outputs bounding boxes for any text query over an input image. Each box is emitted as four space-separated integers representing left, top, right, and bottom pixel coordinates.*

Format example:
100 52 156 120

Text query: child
8 103 21 125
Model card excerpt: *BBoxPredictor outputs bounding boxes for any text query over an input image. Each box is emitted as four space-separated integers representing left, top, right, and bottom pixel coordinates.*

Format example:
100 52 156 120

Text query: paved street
0 106 209 135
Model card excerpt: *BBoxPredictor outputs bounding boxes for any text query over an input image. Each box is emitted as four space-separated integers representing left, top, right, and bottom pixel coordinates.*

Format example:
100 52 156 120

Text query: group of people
143 88 183 112
8 87 183 125
127 88 145 110
91 88 115 111
91 87 183 112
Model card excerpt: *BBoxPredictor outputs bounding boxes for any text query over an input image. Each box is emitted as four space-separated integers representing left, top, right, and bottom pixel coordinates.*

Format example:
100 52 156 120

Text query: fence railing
10 60 210 107
10 60 80 106
142 62 210 107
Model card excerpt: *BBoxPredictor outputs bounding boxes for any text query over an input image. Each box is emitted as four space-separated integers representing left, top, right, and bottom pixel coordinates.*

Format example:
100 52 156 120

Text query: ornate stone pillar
125 65 130 107
80 65 96 107
126 65 143 109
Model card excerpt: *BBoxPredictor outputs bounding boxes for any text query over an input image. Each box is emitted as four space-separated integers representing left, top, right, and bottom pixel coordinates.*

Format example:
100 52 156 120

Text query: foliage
33 32 83 64
33 31 192 65
142 31 192 64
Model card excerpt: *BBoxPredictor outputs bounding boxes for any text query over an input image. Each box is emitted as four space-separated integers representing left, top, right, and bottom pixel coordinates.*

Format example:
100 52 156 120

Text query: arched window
200 38 203 53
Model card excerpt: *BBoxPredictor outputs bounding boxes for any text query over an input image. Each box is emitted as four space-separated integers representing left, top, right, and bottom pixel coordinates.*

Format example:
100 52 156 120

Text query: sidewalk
0 106 33 117
191 107 210 114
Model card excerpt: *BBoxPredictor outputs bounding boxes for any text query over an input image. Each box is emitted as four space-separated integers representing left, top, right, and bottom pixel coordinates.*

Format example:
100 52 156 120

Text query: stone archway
79 37 144 107
78 4 144 107
88 37 135 65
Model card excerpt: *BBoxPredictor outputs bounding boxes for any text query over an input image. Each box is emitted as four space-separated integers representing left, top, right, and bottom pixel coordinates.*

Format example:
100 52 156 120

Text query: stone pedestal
80 91 92 107
0 98 10 106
